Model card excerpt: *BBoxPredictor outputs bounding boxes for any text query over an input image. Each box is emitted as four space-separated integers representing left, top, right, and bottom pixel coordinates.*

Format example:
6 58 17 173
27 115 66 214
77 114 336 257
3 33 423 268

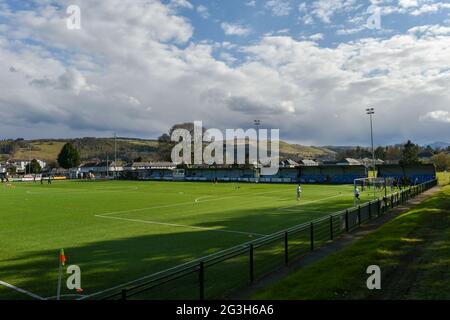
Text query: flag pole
57 254 62 300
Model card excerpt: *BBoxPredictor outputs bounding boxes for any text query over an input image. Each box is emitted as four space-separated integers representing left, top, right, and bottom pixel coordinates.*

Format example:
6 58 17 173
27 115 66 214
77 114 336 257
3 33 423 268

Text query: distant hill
427 142 450 149
0 138 335 164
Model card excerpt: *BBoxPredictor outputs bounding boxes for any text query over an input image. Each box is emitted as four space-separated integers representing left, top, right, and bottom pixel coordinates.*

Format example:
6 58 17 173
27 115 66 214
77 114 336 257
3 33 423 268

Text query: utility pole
114 133 117 178
366 107 376 199
28 145 31 175
254 120 261 180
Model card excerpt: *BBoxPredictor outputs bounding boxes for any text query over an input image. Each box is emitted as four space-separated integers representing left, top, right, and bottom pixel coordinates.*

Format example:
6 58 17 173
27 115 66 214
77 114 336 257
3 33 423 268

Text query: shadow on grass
0 189 418 300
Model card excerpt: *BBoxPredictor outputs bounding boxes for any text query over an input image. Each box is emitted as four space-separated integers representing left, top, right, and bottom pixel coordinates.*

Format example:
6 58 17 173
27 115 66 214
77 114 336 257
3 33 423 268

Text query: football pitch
0 180 384 300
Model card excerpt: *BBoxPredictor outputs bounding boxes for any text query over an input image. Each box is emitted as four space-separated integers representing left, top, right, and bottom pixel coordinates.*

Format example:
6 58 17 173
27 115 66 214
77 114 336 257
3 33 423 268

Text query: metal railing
90 179 437 300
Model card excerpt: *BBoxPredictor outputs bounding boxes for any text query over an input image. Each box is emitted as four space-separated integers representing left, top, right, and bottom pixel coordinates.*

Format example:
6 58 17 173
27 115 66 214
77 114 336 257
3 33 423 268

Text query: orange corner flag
59 249 66 266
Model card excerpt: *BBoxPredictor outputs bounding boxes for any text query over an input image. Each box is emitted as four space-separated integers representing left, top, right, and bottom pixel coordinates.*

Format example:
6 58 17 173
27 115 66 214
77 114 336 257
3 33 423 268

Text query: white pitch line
277 209 331 213
277 193 345 211
45 294 85 300
0 280 46 300
95 214 266 237
23 187 139 196
97 189 290 217
194 195 214 203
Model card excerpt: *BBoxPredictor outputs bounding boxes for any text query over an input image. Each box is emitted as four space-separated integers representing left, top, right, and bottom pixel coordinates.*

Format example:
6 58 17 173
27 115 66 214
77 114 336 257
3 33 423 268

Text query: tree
374 146 386 160
430 152 450 171
26 159 41 174
57 143 81 169
400 140 420 166
385 146 402 161
157 123 209 162
424 145 434 154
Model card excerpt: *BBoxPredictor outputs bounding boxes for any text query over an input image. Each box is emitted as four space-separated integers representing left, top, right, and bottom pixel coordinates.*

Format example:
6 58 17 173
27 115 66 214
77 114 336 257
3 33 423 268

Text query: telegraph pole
114 133 117 178
366 108 376 199
254 120 261 179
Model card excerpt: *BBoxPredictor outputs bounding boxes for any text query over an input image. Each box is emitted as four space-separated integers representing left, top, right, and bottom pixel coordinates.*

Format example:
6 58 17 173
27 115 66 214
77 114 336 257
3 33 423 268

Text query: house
358 158 385 168
6 159 47 172
124 162 176 171
280 159 300 168
298 159 319 166
336 158 361 166
70 161 123 178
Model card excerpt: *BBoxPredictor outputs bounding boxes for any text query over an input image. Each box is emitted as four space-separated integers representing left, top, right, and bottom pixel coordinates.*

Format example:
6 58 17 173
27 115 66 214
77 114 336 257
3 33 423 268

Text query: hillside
0 138 335 164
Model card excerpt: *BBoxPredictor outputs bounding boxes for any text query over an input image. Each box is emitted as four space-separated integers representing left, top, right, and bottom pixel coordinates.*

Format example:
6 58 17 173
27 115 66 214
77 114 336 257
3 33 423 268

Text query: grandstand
377 164 436 184
70 161 435 186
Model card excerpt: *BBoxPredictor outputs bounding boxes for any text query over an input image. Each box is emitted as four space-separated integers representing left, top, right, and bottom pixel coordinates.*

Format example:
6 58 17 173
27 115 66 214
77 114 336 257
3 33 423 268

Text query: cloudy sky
0 0 449 146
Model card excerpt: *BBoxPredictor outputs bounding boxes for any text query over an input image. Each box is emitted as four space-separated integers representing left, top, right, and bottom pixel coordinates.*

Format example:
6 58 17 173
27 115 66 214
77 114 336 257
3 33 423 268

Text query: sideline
0 280 46 300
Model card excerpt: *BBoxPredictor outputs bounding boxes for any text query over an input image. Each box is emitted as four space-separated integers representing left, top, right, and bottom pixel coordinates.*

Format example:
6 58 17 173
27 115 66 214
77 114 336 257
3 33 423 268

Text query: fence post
368 201 372 220
377 199 381 216
391 195 394 209
357 206 361 226
345 210 349 232
121 289 127 300
249 244 254 283
310 222 314 251
199 261 204 300
284 232 288 265
330 215 333 240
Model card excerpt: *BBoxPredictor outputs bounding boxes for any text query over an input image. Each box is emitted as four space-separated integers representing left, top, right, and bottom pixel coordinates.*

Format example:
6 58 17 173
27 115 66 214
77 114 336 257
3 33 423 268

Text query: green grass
253 185 450 300
0 180 384 300
437 171 449 186
12 141 66 162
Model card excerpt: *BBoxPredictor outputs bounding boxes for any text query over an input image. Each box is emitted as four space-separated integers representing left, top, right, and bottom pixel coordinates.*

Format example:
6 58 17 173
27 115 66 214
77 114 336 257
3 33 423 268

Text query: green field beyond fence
0 179 436 300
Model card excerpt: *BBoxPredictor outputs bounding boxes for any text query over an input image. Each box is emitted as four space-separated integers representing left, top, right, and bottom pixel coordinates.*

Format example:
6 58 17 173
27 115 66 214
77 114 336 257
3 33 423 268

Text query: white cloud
169 0 193 10
399 0 418 9
311 0 357 23
0 0 449 145
245 0 257 7
197 5 210 19
409 24 450 36
336 27 364 35
410 2 450 16
265 0 292 17
309 33 325 41
421 110 450 123
221 22 252 36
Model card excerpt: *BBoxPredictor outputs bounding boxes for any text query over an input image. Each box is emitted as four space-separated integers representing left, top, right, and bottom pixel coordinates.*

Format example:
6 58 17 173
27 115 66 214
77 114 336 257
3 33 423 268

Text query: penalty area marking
97 189 290 217
95 214 267 237
276 193 345 212
0 280 45 300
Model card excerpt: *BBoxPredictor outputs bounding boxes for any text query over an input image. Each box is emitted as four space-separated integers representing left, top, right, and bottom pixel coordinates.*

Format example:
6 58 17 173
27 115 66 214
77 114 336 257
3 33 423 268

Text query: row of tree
337 140 449 167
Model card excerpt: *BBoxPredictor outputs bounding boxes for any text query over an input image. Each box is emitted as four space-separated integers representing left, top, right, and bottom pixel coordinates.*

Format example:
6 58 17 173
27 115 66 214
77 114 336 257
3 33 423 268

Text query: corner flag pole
57 249 66 300
57 255 62 300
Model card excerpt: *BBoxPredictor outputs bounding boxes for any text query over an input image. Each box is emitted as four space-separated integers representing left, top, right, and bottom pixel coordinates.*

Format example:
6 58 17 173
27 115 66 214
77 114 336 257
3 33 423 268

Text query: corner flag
59 249 66 266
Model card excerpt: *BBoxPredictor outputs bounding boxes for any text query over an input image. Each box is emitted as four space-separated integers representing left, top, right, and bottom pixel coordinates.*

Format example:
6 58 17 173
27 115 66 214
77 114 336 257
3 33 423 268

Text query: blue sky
0 0 449 145
167 0 450 47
